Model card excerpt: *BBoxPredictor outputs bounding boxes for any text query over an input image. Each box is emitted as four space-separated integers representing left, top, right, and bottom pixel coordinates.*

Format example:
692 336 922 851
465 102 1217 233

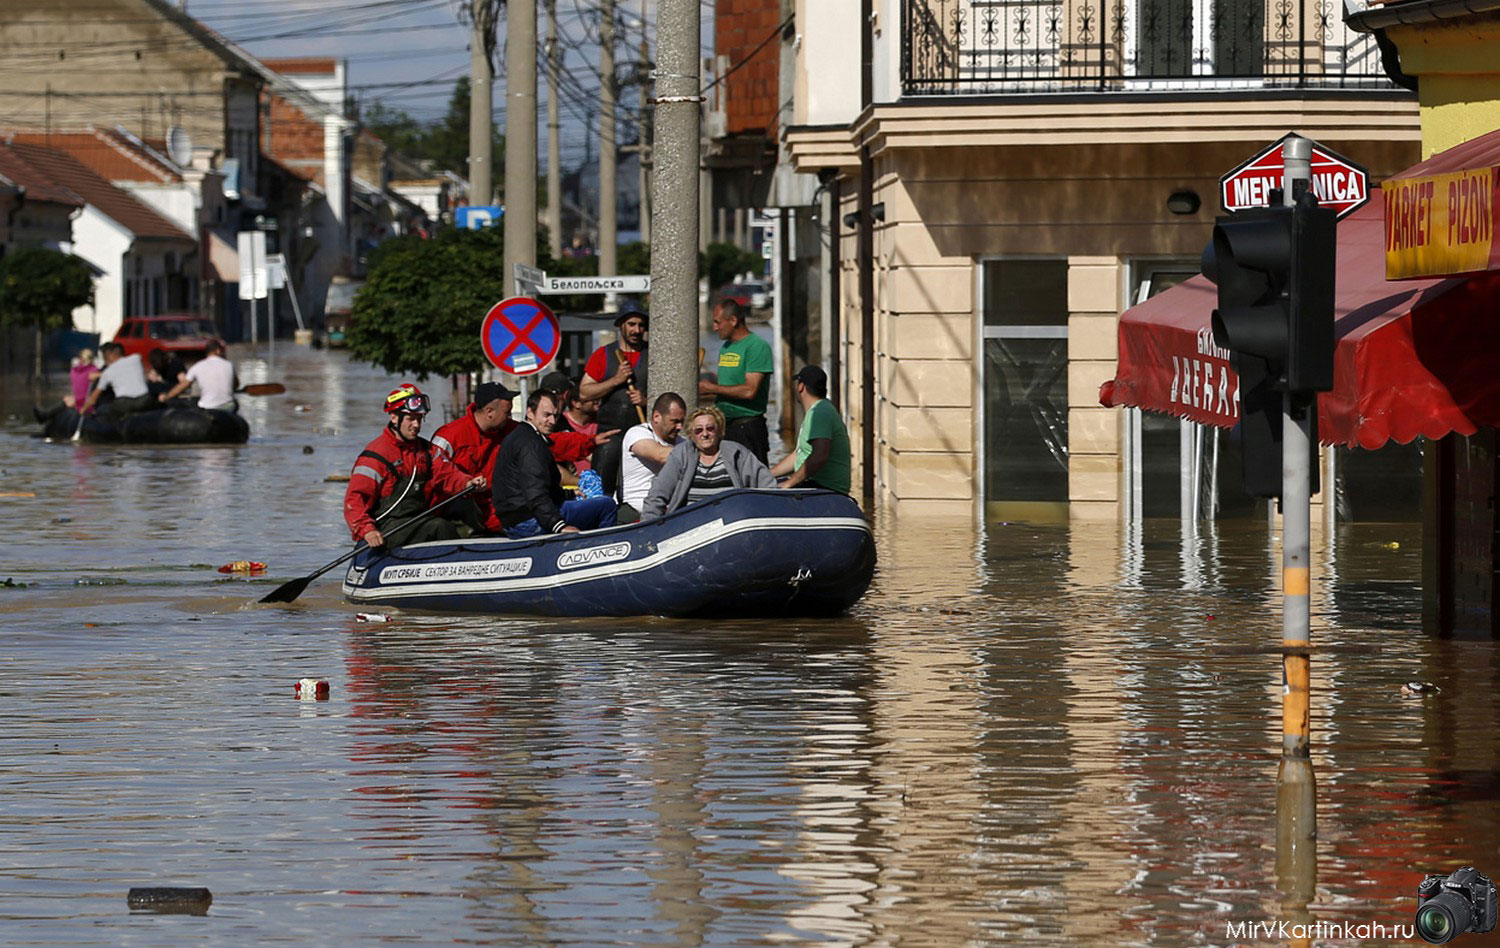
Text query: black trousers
591 431 624 500
724 415 769 466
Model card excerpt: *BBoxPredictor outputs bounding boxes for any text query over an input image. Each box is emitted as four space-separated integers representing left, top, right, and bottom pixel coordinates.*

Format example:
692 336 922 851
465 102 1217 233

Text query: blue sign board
456 205 504 230
480 297 559 376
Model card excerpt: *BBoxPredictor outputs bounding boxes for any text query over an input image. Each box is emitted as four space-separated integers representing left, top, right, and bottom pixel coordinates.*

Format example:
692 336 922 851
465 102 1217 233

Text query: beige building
784 0 1422 520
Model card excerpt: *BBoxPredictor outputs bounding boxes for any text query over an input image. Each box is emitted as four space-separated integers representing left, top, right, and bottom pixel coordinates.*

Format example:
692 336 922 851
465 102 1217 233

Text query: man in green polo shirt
771 364 851 493
699 298 774 464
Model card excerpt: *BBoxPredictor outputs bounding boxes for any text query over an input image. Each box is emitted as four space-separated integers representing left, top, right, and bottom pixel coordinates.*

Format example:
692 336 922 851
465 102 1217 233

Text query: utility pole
545 0 562 259
503 0 538 294
648 0 700 401
637 0 651 244
599 0 617 278
468 0 494 206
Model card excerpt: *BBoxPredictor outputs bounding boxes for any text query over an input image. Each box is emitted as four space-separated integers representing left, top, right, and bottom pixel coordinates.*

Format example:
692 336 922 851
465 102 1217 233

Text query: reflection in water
0 345 1495 943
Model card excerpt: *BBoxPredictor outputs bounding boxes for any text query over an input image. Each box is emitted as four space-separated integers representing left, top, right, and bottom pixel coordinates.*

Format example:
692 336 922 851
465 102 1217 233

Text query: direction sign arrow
480 297 560 376
1220 134 1371 219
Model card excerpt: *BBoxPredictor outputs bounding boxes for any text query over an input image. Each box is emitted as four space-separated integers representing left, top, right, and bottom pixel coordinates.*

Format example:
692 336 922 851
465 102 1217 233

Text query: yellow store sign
1383 166 1497 279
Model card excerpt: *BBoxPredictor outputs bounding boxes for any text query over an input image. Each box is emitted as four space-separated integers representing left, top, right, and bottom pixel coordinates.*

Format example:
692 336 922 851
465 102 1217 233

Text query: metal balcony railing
902 0 1391 94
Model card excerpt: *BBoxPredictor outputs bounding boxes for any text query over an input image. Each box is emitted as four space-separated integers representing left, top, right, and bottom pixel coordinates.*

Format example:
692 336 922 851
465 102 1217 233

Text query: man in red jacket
343 384 486 549
430 380 520 534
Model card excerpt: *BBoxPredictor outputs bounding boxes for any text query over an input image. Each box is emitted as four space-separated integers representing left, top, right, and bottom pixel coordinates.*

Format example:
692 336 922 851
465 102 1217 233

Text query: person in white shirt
617 391 687 523
162 338 238 412
82 342 153 416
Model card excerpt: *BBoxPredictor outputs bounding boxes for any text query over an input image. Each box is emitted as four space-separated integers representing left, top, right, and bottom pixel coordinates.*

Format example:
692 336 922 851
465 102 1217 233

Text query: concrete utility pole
599 0 617 278
503 0 538 294
468 0 494 205
637 0 651 244
545 0 562 259
648 0 700 402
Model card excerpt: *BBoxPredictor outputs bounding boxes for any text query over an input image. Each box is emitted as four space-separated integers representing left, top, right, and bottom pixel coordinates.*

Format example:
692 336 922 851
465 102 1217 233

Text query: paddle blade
241 383 286 396
259 576 312 604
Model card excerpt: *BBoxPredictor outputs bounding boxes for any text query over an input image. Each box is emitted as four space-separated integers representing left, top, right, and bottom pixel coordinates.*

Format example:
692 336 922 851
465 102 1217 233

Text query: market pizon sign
1220 134 1370 219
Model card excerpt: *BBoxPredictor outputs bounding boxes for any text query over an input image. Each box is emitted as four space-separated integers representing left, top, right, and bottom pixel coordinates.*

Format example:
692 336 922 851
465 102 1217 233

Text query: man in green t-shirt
699 299 774 464
771 364 851 494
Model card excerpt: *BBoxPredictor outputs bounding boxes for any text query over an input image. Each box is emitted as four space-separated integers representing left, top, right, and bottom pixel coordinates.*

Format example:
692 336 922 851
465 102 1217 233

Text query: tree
0 247 95 380
702 242 762 293
346 226 507 381
360 78 504 185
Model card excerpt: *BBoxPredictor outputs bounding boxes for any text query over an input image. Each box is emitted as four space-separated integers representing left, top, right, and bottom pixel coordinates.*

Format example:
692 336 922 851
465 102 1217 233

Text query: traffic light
1201 192 1337 498
1204 194 1337 393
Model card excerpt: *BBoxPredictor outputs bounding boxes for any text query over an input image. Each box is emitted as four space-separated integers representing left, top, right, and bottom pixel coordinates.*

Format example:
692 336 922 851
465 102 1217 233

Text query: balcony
902 0 1391 95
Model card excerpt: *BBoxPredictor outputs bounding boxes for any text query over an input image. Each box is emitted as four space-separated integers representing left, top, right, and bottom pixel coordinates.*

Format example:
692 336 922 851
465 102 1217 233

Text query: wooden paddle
238 383 285 396
619 349 646 424
258 485 478 604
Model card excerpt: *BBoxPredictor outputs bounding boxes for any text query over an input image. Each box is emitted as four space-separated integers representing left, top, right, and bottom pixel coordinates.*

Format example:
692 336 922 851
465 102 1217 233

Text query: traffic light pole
1276 138 1316 907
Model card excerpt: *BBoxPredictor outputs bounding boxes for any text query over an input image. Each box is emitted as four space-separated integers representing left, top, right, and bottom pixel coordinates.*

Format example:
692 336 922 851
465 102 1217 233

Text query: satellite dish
166 126 193 167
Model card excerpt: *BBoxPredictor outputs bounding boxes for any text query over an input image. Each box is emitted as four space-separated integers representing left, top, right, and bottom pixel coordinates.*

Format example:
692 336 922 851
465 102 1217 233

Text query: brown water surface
1 345 1495 945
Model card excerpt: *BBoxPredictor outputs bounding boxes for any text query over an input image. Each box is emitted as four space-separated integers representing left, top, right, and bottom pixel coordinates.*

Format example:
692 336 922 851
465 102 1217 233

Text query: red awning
1101 132 1500 450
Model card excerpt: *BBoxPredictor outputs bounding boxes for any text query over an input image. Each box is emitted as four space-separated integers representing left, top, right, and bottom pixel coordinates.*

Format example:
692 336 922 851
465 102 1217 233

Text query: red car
113 314 219 362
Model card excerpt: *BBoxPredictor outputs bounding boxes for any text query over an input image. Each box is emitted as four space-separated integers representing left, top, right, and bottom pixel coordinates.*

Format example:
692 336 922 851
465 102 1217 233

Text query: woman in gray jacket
639 405 777 520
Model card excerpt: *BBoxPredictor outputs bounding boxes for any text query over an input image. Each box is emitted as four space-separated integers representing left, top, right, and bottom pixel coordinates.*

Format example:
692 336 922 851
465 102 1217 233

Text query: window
981 259 1070 521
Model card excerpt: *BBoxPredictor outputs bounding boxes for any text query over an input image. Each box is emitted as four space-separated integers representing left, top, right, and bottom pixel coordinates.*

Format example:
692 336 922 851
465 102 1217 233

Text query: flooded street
1 344 1495 945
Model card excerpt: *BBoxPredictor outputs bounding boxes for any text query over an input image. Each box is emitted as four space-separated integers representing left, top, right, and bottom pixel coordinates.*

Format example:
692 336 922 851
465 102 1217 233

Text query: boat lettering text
557 542 632 570
379 558 533 584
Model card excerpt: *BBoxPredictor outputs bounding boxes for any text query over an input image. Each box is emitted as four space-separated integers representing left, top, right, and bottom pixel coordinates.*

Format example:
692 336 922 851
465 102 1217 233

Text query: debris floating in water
324 474 351 483
354 612 392 623
217 561 267 574
1401 681 1440 697
0 491 37 498
302 445 314 454
2 577 28 589
295 678 330 700
127 886 212 913
293 403 312 412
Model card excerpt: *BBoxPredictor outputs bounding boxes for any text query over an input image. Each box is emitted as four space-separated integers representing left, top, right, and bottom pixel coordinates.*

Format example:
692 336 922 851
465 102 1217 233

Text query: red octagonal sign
1220 134 1371 219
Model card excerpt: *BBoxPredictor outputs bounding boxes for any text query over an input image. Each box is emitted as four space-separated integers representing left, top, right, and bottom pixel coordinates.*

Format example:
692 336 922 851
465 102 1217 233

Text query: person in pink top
68 348 100 411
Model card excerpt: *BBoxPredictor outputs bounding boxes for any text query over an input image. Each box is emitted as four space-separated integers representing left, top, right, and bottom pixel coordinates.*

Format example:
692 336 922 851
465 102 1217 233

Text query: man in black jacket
492 388 619 538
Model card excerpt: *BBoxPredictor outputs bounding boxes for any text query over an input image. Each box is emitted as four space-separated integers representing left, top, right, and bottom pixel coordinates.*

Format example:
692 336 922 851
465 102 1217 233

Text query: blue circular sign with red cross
480 297 559 376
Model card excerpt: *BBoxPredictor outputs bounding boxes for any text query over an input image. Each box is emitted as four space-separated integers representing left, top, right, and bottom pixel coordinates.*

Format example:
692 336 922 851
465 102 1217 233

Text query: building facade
784 0 1422 519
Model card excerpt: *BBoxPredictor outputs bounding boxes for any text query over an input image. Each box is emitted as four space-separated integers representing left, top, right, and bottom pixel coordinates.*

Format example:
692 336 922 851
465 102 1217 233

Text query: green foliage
0 246 95 333
346 227 507 380
361 78 503 183
702 242 762 292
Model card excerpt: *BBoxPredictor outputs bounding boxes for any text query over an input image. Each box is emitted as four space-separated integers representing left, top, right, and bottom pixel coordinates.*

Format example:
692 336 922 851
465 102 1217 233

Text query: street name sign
1220 134 1370 219
480 297 560 376
513 263 545 289
542 275 651 293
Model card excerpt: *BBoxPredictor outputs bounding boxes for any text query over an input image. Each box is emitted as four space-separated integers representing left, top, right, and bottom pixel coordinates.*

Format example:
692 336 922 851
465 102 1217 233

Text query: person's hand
594 428 621 446
363 528 385 548
612 360 633 386
467 475 487 490
561 525 581 534
628 388 644 406
697 379 712 396
157 393 168 402
778 480 794 490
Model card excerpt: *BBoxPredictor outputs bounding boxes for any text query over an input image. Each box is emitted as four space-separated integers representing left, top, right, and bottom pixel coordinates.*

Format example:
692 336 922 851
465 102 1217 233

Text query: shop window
981 259 1070 521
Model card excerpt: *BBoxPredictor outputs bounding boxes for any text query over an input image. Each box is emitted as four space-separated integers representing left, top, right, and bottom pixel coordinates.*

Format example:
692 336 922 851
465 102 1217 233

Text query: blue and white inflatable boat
341 488 875 618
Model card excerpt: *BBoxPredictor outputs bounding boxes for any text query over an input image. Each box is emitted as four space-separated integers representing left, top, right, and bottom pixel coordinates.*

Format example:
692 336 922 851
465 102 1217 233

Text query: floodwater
1 345 1496 946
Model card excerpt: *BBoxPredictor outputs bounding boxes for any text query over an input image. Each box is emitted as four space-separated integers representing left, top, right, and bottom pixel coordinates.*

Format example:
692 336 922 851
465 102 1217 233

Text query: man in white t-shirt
617 391 687 523
82 342 153 416
162 338 238 411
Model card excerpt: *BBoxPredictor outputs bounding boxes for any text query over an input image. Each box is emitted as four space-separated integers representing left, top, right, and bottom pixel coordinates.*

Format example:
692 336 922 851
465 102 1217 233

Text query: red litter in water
294 678 330 700
217 561 267 574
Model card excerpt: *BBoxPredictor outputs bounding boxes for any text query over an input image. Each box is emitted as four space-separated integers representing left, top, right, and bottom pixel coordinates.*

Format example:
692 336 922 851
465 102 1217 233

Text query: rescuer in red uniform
343 384 486 548
429 380 521 534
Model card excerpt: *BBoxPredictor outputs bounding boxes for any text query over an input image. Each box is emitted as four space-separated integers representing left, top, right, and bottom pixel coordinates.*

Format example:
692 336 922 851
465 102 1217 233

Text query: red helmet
384 383 430 415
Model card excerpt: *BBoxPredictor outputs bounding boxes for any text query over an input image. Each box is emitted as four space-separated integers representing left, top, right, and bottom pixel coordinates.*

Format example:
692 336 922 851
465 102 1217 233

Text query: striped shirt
685 456 734 505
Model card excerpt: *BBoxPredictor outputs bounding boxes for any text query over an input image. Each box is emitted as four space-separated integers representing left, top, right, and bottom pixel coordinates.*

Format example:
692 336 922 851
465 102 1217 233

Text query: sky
188 0 715 174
